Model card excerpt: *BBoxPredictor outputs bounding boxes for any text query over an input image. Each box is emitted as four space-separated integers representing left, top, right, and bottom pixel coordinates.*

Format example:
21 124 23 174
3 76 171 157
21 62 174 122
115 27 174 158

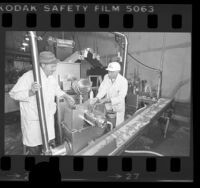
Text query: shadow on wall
162 78 190 102
169 78 190 102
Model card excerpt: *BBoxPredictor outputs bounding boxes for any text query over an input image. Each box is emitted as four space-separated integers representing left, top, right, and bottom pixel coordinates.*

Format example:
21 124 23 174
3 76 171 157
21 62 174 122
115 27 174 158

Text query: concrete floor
122 101 191 156
4 102 191 156
4 111 23 155
122 118 190 156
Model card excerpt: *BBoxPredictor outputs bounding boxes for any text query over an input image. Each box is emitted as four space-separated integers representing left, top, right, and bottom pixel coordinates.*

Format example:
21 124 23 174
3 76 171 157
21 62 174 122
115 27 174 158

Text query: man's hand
89 97 99 105
63 94 75 106
29 82 41 96
99 98 110 104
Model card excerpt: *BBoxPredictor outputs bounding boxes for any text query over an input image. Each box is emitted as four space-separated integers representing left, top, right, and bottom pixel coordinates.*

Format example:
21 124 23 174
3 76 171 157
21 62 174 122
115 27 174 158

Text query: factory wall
125 32 191 103
72 32 191 103
4 32 191 114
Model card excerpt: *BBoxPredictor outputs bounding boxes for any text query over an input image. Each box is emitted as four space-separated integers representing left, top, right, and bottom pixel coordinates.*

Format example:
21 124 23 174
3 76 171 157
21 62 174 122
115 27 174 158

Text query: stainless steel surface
62 122 107 154
55 97 63 145
91 138 117 156
51 141 71 155
58 98 111 154
58 98 106 131
83 110 106 128
29 31 50 154
77 98 173 155
63 104 85 131
72 79 92 95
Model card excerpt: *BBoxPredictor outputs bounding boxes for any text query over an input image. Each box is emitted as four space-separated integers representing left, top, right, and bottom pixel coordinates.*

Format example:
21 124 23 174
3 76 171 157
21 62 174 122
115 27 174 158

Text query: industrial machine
53 32 129 155
29 31 173 156
57 78 117 154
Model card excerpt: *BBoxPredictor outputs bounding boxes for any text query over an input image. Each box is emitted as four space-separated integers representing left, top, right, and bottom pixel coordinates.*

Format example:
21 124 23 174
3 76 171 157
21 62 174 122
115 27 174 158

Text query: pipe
107 121 113 131
29 31 51 155
78 114 95 127
134 104 147 116
157 71 162 99
112 32 128 77
56 97 63 145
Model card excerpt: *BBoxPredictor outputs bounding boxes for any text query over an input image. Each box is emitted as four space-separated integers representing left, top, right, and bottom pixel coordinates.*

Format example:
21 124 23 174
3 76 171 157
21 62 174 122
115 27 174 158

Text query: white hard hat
106 62 121 71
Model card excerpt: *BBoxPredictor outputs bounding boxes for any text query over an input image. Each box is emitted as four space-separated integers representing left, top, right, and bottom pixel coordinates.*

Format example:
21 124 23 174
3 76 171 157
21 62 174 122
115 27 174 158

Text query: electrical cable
112 33 161 72
127 52 161 72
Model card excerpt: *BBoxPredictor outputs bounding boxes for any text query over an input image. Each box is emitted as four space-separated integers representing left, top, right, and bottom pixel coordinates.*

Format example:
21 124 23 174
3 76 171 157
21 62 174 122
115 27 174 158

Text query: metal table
76 98 174 156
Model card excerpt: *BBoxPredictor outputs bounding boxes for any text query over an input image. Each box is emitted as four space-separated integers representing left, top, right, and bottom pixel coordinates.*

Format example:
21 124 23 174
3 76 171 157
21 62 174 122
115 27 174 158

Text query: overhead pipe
29 31 51 155
112 32 128 77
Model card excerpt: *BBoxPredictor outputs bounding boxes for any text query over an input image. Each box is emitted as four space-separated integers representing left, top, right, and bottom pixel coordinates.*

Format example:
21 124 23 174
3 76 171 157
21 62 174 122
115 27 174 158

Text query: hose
124 150 164 156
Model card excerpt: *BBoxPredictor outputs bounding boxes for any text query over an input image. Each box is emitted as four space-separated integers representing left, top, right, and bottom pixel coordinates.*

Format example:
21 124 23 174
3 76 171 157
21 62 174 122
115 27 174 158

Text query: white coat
96 73 128 126
9 68 65 147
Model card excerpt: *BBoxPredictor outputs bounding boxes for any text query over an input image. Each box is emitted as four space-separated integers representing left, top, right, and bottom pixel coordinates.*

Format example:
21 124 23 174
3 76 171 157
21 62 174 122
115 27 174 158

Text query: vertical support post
157 33 166 99
56 97 63 145
123 35 128 77
29 31 51 155
157 71 162 99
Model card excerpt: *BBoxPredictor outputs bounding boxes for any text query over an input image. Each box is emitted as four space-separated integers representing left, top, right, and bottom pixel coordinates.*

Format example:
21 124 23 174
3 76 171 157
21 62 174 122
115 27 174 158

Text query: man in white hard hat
9 51 75 155
90 61 128 126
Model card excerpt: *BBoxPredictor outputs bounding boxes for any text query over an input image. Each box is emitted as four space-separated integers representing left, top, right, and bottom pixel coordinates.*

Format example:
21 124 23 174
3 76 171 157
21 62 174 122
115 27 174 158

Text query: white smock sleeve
9 72 32 102
96 75 108 100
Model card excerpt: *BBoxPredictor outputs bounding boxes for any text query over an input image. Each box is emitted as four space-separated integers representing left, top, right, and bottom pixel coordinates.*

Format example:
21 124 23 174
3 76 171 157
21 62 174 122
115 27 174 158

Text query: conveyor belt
76 98 174 156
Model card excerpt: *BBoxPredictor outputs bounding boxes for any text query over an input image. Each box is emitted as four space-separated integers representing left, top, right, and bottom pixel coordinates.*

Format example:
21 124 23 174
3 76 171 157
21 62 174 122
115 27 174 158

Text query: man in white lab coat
9 51 75 155
90 62 128 126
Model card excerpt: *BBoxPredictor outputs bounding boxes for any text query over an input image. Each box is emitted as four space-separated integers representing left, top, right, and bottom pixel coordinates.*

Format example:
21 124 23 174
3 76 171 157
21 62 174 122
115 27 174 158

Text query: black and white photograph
4 31 191 156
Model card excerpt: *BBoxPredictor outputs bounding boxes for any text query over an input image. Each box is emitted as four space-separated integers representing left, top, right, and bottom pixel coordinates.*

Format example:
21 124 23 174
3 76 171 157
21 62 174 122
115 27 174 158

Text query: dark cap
39 51 59 64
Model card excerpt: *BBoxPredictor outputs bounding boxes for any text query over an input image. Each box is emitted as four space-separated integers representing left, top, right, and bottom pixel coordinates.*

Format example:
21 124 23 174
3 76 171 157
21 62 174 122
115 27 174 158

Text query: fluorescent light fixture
56 38 75 48
20 47 26 51
22 42 28 46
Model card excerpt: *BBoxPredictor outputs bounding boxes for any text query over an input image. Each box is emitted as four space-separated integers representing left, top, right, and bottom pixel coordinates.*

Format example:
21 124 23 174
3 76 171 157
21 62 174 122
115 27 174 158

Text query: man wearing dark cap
9 51 75 155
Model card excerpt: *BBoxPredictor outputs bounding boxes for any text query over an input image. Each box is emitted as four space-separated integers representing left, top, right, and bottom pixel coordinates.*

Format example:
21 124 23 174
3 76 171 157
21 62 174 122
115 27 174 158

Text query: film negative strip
0 1 194 183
